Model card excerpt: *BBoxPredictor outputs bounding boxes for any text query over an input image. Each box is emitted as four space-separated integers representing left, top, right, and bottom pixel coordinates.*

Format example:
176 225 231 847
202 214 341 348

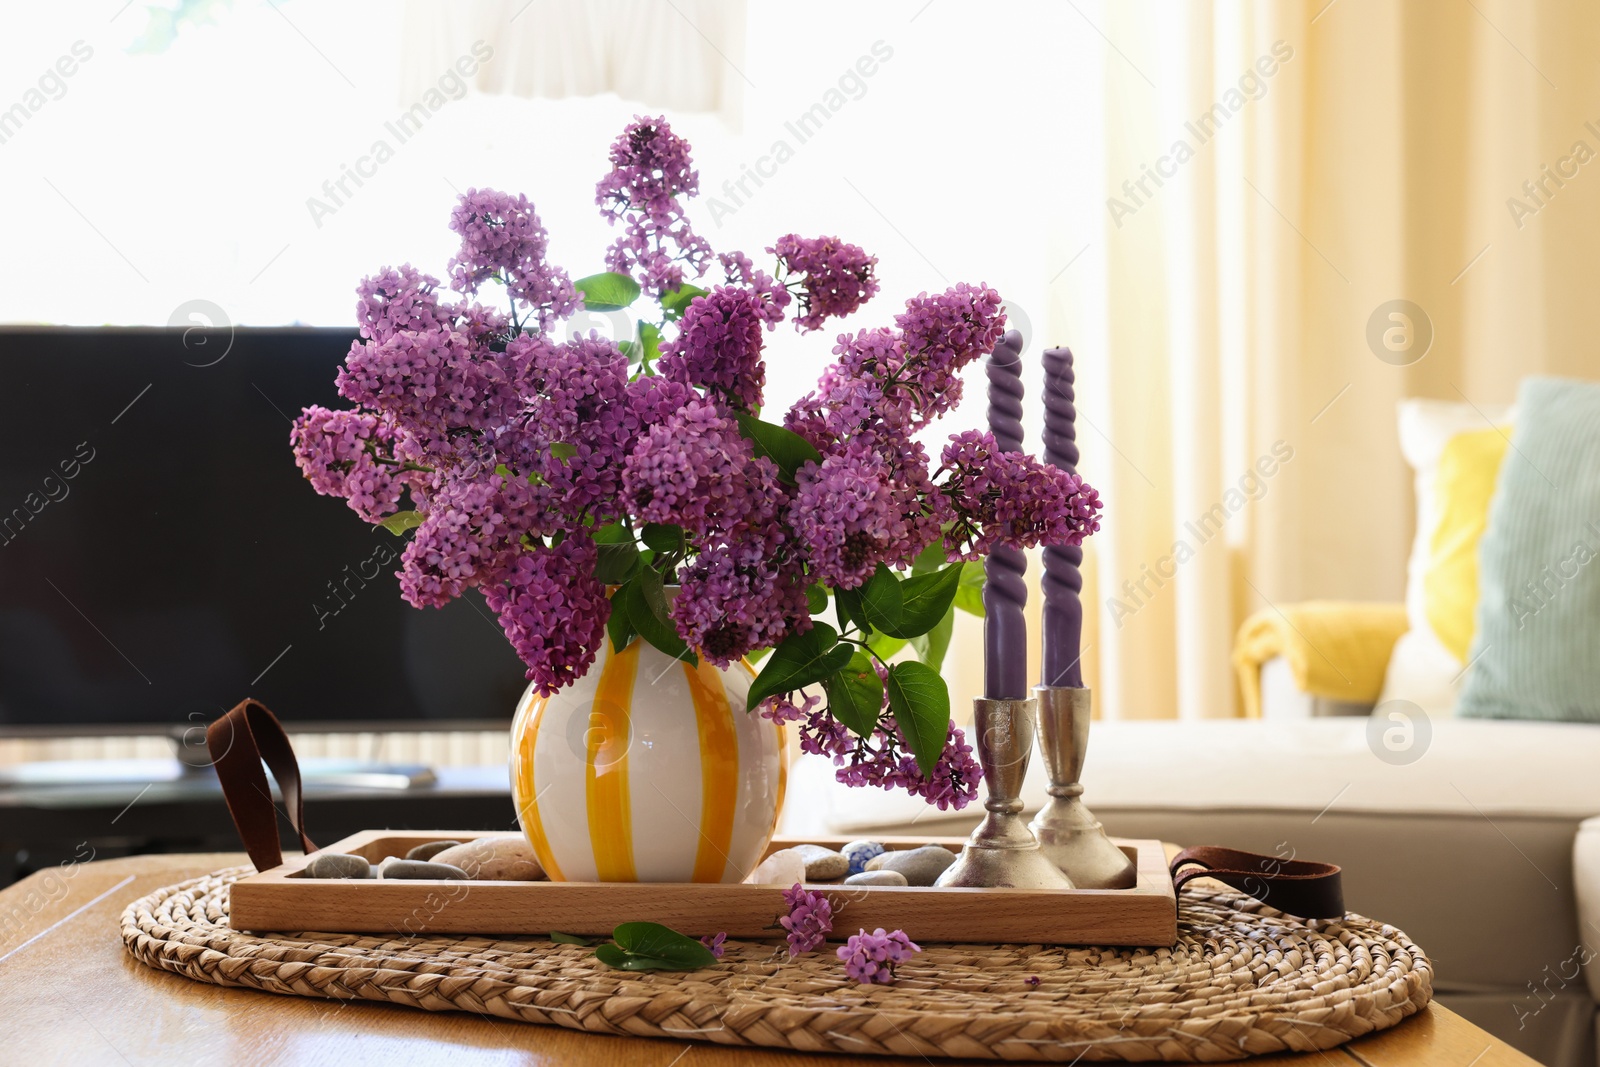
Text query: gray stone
304 852 372 879
864 846 957 886
843 869 910 887
404 839 462 862
378 856 470 880
431 837 545 881
744 848 806 886
792 843 849 881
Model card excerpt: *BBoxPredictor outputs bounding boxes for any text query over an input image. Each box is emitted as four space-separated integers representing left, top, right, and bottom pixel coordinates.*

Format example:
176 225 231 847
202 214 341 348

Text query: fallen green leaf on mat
549 930 599 946
592 921 718 971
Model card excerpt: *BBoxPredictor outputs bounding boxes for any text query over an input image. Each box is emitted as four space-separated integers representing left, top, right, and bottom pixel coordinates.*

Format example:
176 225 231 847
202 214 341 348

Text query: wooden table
0 854 1541 1067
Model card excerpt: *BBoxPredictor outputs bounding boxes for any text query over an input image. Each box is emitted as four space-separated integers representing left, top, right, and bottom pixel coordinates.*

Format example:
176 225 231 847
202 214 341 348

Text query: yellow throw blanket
1233 602 1408 717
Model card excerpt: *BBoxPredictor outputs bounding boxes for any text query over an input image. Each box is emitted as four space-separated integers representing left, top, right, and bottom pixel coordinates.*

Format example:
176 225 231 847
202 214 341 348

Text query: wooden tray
228 830 1178 946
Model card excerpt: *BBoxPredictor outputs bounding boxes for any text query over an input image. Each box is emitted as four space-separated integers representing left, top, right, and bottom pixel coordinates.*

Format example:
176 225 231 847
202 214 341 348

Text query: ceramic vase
510 634 786 882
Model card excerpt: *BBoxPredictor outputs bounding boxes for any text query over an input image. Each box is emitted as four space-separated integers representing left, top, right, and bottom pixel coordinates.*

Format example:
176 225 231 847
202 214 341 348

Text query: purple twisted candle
983 330 1028 700
1041 346 1085 688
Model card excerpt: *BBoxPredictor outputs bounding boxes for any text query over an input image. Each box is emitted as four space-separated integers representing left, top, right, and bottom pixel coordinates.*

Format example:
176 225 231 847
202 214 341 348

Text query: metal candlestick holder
934 697 1075 889
1029 686 1136 889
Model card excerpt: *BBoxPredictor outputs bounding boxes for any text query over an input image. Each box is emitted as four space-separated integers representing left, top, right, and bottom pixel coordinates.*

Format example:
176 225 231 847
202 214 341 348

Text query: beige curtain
1052 0 1600 721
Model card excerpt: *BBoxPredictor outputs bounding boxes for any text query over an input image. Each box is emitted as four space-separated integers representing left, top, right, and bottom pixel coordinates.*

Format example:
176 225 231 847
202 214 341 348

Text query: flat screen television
0 327 529 737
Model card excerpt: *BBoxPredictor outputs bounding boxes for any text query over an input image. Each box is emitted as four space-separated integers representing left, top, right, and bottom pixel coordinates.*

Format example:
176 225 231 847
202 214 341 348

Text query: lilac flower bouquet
291 117 1101 812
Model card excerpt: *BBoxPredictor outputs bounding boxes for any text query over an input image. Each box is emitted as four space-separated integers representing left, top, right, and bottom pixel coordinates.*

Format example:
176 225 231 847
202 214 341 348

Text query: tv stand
0 737 511 887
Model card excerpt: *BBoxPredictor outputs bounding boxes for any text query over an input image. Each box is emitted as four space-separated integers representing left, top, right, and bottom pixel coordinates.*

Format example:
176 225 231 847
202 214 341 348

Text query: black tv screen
0 327 528 732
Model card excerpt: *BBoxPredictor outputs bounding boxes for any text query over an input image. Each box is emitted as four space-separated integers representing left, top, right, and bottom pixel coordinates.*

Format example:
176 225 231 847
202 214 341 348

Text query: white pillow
1376 399 1513 717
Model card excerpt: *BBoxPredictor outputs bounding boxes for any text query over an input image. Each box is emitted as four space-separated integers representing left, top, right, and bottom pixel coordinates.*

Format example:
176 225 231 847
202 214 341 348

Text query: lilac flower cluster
289 407 406 523
292 115 1103 804
938 430 1103 561
770 234 879 332
482 534 610 695
760 692 982 811
837 928 920 985
447 189 579 331
780 883 833 956
657 286 768 411
596 116 712 295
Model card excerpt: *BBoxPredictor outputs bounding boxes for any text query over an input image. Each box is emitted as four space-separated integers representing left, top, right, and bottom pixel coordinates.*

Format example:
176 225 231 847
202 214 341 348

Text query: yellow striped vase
510 635 787 883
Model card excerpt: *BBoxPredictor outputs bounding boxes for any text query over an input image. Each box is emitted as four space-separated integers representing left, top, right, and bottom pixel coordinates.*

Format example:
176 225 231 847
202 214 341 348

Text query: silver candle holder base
1029 686 1136 890
935 697 1075 890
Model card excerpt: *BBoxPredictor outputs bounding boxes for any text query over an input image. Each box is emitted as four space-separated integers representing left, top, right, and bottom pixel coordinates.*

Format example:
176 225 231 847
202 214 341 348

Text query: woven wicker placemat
121 867 1431 1062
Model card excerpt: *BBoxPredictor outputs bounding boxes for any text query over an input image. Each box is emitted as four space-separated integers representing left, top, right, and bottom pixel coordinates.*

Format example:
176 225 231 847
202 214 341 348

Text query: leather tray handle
205 698 316 871
1170 845 1344 919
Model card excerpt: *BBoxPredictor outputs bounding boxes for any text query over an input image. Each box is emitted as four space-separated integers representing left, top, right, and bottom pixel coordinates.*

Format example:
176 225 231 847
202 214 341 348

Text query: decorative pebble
865 846 957 886
404 840 462 862
745 848 806 886
841 840 886 875
304 852 372 879
792 844 849 881
843 869 909 887
378 857 470 880
431 837 545 881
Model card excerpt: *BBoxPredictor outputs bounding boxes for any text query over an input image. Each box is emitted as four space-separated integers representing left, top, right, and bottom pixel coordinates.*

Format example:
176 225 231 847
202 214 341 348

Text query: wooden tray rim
227 829 1178 946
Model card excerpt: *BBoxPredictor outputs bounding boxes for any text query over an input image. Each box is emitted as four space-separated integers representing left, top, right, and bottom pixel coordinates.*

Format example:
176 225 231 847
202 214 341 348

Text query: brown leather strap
1170 845 1344 919
205 698 316 871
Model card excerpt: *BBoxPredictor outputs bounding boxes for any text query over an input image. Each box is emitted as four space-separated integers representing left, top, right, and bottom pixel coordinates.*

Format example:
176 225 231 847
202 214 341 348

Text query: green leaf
606 589 636 653
953 560 986 617
638 321 663 370
659 284 707 321
805 583 829 616
885 661 951 779
746 623 853 711
865 631 907 661
909 606 955 673
550 441 578 464
641 523 685 555
623 568 696 666
617 340 636 362
594 541 641 584
376 510 423 536
574 271 641 311
835 587 863 633
550 930 598 946
857 564 904 633
603 921 718 970
746 646 772 665
734 414 822 482
826 650 884 737
910 540 945 576
878 563 963 639
592 521 634 545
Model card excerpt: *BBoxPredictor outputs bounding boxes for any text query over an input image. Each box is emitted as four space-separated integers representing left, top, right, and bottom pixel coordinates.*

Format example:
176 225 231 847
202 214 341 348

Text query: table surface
0 853 1542 1067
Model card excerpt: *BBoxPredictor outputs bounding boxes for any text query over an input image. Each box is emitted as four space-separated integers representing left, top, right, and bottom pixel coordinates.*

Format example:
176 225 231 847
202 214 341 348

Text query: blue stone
841 839 886 876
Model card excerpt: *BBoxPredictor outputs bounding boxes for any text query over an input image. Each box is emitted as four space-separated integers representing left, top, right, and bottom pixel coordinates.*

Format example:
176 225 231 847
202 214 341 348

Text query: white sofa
779 715 1600 1067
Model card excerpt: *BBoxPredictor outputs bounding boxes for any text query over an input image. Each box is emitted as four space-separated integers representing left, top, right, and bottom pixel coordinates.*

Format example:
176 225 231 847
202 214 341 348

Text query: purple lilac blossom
355 265 452 344
779 884 833 956
290 406 407 522
595 116 712 295
938 430 1102 561
621 399 757 536
656 286 767 411
837 928 920 984
673 538 809 665
483 534 610 696
447 188 580 331
770 234 879 332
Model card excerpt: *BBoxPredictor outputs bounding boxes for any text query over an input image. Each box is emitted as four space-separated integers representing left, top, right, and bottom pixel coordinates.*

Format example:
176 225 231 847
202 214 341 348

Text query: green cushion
1458 377 1600 723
